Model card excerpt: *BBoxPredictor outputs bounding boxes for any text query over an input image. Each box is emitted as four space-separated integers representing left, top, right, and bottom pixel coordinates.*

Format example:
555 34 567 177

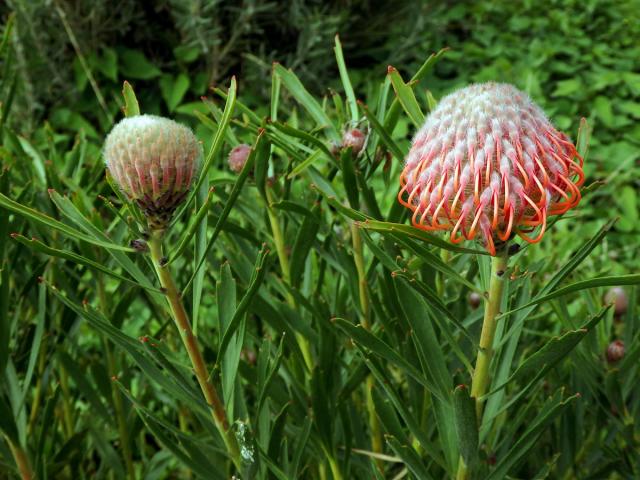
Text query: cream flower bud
104 115 202 231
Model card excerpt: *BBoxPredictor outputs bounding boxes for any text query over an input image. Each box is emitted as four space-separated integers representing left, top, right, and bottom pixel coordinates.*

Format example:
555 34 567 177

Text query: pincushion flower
399 82 584 255
104 115 202 231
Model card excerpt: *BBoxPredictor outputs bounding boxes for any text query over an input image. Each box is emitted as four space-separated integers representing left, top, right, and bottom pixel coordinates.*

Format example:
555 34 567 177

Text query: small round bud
129 239 149 253
228 144 252 174
104 115 202 231
468 292 482 309
604 287 628 317
342 129 366 155
606 340 625 363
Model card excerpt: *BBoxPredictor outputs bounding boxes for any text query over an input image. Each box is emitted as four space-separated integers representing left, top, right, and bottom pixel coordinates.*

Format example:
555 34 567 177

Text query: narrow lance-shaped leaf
273 63 340 142
122 81 140 117
185 131 265 295
387 66 425 127
334 34 358 124
0 192 135 252
453 385 478 469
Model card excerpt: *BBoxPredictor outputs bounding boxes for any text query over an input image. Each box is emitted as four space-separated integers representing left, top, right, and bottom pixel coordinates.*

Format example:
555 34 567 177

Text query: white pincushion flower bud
104 115 202 231
399 82 584 255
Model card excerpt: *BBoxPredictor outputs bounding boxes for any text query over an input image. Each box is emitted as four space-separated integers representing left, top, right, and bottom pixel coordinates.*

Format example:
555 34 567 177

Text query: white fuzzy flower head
399 82 584 255
104 115 202 230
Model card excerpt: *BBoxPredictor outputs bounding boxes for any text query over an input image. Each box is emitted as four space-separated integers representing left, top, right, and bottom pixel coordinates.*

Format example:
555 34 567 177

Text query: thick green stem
471 252 508 416
351 223 383 469
7 439 33 480
265 187 314 372
148 235 241 471
456 252 508 480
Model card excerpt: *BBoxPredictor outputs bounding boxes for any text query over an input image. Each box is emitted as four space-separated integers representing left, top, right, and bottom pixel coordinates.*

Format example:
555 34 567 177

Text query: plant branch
148 234 241 471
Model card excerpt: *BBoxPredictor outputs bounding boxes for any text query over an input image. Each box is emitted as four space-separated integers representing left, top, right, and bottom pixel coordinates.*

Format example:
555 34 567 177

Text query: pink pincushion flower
399 82 584 255
104 115 202 230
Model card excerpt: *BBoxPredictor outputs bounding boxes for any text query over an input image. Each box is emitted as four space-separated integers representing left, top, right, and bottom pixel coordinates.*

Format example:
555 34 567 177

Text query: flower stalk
471 251 508 416
147 233 241 470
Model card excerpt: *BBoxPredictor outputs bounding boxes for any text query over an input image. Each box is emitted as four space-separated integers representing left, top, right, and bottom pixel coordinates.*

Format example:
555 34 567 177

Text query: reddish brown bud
604 287 628 317
228 144 252 174
468 292 482 309
342 128 366 155
606 340 625 363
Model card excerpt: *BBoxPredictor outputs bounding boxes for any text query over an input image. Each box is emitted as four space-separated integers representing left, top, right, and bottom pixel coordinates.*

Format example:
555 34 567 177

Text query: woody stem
148 234 241 471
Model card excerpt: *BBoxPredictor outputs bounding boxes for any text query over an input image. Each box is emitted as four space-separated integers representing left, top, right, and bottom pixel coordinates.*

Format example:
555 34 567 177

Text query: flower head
104 115 201 230
399 82 584 255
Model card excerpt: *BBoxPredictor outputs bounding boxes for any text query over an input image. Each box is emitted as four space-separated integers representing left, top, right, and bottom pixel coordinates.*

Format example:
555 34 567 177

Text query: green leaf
499 219 616 319
122 81 140 117
10 234 157 290
289 204 321 288
273 63 340 142
334 35 358 124
0 192 134 252
167 187 214 264
186 76 237 206
185 130 265 294
119 49 161 80
385 435 434 480
160 73 190 112
491 306 609 396
269 122 333 162
359 101 404 160
453 385 478 469
340 148 359 209
388 66 425 127
333 318 444 402
218 246 270 363
117 384 226 479
358 219 487 255
485 394 580 480
507 274 640 313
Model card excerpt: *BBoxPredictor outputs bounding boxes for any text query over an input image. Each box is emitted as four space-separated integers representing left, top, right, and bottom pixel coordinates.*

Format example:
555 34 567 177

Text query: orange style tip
456 384 467 390
111 375 118 381
47 188 56 195
387 65 396 74
575 392 582 398
257 127 266 135
82 299 88 305
9 232 18 238
36 276 44 284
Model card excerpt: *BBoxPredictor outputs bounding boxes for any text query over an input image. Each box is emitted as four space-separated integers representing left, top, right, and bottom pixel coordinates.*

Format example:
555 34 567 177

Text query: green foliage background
0 0 639 479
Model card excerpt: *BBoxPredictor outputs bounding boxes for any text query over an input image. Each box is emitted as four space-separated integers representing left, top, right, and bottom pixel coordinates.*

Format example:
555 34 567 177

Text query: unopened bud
604 287 628 317
606 340 625 363
129 239 148 253
341 129 366 155
104 115 202 231
228 144 252 174
468 292 482 310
